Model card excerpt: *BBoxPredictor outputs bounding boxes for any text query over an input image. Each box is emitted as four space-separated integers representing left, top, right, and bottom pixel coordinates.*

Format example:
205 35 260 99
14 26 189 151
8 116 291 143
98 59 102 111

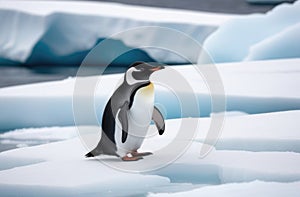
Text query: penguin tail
85 152 95 158
85 149 103 158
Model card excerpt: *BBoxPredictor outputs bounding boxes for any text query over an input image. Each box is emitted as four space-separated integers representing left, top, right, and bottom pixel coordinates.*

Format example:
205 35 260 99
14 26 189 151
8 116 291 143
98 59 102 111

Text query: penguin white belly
115 83 154 157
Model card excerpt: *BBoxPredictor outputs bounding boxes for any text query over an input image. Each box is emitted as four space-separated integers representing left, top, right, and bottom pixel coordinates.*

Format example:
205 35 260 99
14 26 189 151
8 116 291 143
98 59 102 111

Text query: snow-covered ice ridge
198 0 300 63
0 0 234 65
0 110 299 196
0 126 77 151
0 58 299 131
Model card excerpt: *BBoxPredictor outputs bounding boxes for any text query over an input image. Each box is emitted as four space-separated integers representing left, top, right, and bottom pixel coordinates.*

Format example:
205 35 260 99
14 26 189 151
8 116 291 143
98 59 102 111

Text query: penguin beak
150 66 165 72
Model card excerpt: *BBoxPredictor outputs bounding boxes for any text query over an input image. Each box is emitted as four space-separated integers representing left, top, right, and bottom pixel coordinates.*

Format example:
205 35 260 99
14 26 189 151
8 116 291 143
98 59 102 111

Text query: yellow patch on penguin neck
140 82 154 96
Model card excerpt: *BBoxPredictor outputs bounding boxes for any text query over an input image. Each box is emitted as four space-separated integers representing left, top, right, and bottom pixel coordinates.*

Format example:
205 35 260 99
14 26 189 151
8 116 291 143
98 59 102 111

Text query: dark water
0 65 128 88
0 65 75 88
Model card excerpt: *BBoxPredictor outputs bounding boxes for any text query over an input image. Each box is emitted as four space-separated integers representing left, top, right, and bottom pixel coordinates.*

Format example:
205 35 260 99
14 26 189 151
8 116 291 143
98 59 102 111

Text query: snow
0 111 300 196
0 1 234 65
198 0 300 63
1 58 299 131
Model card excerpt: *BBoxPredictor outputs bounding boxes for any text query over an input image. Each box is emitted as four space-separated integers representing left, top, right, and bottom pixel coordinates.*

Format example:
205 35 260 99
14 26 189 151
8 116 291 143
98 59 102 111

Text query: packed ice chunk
198 0 300 63
245 23 300 60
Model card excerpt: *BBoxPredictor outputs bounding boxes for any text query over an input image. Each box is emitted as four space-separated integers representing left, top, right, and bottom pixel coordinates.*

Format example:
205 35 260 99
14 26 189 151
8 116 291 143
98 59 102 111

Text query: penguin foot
131 151 153 157
122 155 143 161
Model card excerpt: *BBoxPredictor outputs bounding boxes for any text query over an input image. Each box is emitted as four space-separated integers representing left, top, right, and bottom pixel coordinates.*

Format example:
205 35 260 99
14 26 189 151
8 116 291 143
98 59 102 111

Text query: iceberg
198 0 300 63
0 1 234 66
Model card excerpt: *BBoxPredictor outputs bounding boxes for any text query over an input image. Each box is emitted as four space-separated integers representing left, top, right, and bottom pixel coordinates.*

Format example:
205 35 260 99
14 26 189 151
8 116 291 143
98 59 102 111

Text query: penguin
85 62 165 161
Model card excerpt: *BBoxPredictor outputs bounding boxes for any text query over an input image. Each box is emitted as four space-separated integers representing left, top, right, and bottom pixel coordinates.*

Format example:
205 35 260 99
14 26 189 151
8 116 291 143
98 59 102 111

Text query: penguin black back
102 99 116 144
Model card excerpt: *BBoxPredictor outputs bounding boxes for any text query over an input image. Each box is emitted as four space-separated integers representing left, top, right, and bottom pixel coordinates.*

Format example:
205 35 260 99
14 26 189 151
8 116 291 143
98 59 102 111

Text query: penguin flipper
152 106 165 135
118 102 129 143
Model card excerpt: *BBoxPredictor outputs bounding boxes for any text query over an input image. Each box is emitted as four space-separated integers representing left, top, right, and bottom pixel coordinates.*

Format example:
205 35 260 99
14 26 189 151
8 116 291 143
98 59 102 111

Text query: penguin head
125 62 165 85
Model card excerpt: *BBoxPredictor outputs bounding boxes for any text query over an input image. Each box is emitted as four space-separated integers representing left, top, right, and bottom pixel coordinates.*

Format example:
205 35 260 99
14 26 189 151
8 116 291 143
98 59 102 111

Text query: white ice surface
0 1 234 65
0 58 299 131
149 181 300 197
198 0 300 63
0 111 299 196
